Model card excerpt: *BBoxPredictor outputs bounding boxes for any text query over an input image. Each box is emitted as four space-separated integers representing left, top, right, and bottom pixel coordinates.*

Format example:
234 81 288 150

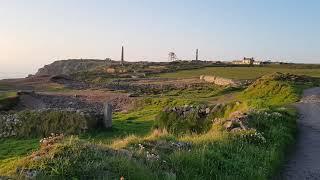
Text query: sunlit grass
158 66 320 79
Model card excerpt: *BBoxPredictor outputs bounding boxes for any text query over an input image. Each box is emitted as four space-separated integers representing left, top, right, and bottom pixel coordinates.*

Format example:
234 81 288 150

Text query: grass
0 138 39 175
81 97 194 143
0 72 315 179
157 65 320 79
0 91 18 111
2 108 296 179
0 92 17 100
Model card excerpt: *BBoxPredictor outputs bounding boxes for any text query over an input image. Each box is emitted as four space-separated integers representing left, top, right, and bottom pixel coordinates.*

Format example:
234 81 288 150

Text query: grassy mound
240 72 311 108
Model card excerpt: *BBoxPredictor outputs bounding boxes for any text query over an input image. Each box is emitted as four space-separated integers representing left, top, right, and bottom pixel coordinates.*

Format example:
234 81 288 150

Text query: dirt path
280 87 320 179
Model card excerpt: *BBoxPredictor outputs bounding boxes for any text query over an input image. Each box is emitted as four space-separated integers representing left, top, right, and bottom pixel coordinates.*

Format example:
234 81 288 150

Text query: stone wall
0 109 103 138
200 75 240 86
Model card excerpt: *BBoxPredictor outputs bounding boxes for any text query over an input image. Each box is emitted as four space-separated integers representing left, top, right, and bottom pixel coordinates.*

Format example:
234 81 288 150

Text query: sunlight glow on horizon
0 0 319 78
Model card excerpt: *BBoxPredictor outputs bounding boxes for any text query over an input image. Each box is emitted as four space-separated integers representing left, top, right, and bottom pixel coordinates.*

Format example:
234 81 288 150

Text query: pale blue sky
0 0 319 78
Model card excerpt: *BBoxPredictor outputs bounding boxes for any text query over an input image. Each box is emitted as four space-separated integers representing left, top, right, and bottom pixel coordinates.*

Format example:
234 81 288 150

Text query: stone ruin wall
200 75 239 86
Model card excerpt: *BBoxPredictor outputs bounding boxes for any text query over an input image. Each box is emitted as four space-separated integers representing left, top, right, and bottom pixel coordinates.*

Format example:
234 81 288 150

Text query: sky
0 0 319 79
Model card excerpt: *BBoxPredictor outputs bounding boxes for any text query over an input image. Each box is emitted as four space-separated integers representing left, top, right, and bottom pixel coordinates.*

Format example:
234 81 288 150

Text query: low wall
200 75 239 86
0 109 103 138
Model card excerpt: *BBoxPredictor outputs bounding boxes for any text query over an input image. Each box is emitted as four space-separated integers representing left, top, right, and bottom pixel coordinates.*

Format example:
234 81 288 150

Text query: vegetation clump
154 105 213 135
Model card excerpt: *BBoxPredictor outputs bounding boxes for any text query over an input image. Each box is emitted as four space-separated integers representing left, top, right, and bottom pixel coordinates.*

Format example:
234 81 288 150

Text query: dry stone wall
0 109 103 138
200 75 240 86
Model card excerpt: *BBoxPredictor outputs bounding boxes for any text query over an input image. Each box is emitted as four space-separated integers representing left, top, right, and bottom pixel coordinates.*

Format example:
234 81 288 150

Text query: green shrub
154 106 212 135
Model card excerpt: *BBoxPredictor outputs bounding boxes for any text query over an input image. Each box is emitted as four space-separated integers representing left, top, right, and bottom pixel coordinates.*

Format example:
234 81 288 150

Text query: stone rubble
220 111 250 132
300 95 320 103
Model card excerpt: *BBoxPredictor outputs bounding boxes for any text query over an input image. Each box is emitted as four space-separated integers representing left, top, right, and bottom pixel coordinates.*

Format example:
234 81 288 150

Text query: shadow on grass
80 118 154 143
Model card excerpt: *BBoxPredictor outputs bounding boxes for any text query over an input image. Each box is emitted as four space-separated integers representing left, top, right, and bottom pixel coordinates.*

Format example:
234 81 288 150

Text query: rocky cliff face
35 59 115 76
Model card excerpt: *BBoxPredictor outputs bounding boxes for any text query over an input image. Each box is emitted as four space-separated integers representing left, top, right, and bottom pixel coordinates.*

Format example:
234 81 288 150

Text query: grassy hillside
158 65 320 79
0 73 308 179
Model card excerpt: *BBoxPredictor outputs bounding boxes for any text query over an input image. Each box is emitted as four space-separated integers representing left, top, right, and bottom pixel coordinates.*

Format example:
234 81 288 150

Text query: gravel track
280 87 320 179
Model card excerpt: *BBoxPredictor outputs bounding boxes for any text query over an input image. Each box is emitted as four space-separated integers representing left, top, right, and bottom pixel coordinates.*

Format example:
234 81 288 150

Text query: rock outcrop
221 111 250 132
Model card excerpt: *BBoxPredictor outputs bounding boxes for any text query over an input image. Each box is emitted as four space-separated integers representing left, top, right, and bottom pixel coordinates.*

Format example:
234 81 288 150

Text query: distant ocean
0 73 27 80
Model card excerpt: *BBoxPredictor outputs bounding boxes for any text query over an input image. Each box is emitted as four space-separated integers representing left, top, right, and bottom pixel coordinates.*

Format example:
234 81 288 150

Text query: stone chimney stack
121 46 124 65
196 49 199 61
103 102 112 128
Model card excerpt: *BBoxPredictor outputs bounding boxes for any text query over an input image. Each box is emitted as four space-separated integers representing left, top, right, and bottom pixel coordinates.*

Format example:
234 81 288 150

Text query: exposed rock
164 104 210 119
200 75 240 86
300 95 320 103
16 168 38 179
223 112 250 132
39 133 64 148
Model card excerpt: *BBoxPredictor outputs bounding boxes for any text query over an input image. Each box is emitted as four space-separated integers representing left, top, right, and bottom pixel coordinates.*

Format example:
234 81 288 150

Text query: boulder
103 102 112 128
200 75 240 86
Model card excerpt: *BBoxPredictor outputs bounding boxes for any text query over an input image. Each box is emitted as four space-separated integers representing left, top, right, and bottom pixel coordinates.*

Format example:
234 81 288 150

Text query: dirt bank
279 87 320 179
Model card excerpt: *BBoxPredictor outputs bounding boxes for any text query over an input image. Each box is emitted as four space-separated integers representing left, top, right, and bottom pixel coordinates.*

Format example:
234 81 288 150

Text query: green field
0 92 17 100
158 65 320 79
0 68 319 178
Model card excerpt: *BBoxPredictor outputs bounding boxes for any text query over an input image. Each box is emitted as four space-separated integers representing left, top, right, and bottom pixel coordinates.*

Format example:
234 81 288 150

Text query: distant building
232 57 255 65
253 61 262 65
